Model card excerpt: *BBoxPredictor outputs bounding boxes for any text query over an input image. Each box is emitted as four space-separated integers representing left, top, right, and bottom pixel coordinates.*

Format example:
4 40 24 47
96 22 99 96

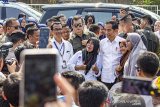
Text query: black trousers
102 80 117 90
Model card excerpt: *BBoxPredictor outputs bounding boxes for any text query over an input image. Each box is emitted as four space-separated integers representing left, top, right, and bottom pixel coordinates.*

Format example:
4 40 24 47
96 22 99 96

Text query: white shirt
154 31 160 41
98 36 124 83
67 51 100 81
51 38 73 73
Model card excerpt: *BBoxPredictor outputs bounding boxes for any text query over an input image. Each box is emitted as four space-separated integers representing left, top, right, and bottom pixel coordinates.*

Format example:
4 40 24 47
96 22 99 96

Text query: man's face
62 26 70 40
72 19 84 36
140 19 146 29
31 30 39 45
124 22 133 33
119 9 127 18
154 21 160 32
60 16 67 25
52 24 63 37
105 23 115 39
7 20 20 35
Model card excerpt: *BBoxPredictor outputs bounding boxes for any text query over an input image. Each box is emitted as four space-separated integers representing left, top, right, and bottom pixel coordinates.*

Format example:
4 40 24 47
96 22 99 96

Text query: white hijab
124 33 147 76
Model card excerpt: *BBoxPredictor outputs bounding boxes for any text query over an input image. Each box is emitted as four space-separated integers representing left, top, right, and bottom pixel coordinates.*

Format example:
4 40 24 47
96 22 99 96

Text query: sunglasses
73 23 83 28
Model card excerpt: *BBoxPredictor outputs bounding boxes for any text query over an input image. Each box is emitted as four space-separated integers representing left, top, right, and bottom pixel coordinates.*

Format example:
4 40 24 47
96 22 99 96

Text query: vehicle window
57 10 78 18
6 7 29 19
82 11 112 23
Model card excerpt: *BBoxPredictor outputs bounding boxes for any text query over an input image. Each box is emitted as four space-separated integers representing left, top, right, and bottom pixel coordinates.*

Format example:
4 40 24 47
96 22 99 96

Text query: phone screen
122 77 153 95
39 27 50 48
24 54 57 107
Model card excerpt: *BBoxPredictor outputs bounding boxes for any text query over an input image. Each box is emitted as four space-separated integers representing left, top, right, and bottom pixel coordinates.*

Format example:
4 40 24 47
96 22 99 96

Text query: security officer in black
139 15 159 53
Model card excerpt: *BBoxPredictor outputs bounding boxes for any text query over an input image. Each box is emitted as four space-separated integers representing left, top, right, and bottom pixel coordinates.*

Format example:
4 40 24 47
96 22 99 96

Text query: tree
132 0 160 5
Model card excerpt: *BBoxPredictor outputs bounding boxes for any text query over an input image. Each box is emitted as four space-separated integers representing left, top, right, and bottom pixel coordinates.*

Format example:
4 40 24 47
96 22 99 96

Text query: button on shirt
51 38 73 73
67 51 100 81
97 36 124 83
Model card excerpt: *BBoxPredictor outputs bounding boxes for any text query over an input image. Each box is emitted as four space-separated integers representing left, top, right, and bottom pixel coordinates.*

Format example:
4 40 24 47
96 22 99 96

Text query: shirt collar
52 37 65 45
106 36 119 43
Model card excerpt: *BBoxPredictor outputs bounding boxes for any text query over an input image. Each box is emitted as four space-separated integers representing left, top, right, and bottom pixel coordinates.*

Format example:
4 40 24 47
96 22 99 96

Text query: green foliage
132 0 160 5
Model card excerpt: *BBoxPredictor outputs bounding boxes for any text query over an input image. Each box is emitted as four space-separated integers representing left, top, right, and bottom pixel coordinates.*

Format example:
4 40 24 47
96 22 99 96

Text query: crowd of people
0 7 159 107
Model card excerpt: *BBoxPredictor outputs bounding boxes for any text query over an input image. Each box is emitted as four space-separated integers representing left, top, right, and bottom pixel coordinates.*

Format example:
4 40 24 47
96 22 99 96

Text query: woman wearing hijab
123 33 147 77
115 40 131 81
18 18 27 33
67 37 100 81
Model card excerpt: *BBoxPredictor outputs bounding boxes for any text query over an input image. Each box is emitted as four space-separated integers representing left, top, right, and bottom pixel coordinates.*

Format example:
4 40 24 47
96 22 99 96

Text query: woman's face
126 40 132 51
87 17 93 24
119 42 127 54
0 25 4 35
86 40 94 52
21 19 26 28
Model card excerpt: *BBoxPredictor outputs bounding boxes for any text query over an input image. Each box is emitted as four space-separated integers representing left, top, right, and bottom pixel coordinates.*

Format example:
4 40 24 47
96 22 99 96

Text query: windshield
131 6 160 20
16 2 42 18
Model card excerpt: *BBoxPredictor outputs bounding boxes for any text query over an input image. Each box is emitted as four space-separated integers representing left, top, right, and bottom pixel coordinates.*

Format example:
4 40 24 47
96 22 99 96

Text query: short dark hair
61 71 85 90
3 73 21 107
120 15 132 24
50 21 62 30
141 15 153 25
25 23 36 31
137 51 159 77
9 31 26 44
78 81 108 107
71 15 84 25
27 28 39 38
105 21 118 30
89 24 100 34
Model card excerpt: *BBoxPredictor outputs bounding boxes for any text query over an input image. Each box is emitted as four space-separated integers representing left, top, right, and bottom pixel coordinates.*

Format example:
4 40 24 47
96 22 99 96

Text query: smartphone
122 76 160 96
39 27 50 48
19 49 58 107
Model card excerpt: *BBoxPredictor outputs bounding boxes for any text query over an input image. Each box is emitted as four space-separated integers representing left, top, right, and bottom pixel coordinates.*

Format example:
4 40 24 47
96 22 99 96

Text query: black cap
120 7 129 12
119 14 132 21
9 31 26 43
141 15 153 25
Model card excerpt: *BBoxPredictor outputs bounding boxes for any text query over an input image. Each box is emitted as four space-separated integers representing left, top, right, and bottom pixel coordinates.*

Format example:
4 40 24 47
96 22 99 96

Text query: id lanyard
53 41 65 58
53 41 67 69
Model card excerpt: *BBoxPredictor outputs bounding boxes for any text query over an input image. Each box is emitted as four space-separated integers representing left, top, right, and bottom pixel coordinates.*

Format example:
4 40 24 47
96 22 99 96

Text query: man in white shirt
98 21 124 89
48 21 73 73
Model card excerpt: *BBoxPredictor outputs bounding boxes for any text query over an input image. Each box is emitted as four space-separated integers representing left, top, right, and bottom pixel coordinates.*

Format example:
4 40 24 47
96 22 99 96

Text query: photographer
5 30 25 60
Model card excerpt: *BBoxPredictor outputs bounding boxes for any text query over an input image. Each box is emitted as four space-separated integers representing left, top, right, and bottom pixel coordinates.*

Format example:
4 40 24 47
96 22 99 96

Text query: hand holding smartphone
122 76 160 96
20 49 58 107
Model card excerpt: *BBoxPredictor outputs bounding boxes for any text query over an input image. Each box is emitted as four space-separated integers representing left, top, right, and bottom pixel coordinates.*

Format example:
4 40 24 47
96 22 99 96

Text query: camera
0 42 13 74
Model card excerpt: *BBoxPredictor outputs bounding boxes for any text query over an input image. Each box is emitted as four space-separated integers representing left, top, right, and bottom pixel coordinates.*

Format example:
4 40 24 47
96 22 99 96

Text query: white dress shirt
51 38 73 73
97 36 124 83
67 51 100 81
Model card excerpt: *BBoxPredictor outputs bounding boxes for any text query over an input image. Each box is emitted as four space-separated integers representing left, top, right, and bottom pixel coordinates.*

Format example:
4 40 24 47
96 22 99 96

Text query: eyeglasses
9 26 20 29
73 23 83 28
